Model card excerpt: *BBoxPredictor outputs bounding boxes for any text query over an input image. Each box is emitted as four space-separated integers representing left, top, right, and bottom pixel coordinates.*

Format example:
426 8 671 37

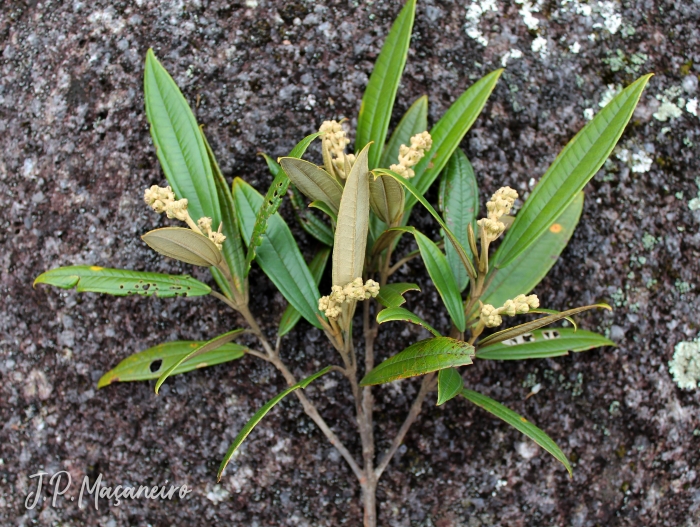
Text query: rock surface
1 0 699 525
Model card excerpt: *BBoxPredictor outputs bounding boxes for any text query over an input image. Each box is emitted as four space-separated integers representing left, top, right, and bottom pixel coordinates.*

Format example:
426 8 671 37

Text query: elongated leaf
355 0 416 169
437 367 463 406
476 328 614 360
407 69 503 210
309 200 338 223
156 329 245 393
529 308 577 331
494 75 652 268
288 186 335 246
218 366 332 481
370 174 405 225
374 169 477 280
477 304 612 349
279 158 343 213
202 130 246 297
376 307 440 337
333 144 372 286
439 149 478 292
461 389 572 476
482 193 584 309
376 283 420 309
98 340 246 388
233 178 323 328
288 131 323 159
278 248 330 337
34 266 211 298
380 95 429 168
244 170 290 277
142 227 223 267
394 227 465 332
144 49 220 229
360 337 474 386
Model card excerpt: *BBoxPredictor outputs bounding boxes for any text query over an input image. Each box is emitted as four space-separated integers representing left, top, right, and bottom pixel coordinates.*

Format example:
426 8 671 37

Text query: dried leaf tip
320 120 355 178
318 278 380 320
389 131 433 179
480 294 539 328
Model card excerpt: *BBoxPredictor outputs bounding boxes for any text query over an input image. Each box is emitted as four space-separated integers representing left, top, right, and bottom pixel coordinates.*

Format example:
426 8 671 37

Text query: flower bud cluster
318 278 380 320
479 294 540 328
144 185 226 250
477 186 518 242
320 120 355 178
390 131 433 179
197 217 227 250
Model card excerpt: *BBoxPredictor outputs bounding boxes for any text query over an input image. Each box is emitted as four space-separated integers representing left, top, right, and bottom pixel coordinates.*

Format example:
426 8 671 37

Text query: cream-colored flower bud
501 299 518 317
477 217 506 241
165 199 189 221
411 131 433 152
209 231 226 250
330 285 346 303
486 187 518 220
319 296 330 312
389 163 413 179
480 304 503 328
198 217 213 234
326 305 342 319
364 279 380 298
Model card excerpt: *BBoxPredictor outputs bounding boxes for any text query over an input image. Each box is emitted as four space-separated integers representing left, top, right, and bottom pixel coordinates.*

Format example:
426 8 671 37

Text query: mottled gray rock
1 1 699 526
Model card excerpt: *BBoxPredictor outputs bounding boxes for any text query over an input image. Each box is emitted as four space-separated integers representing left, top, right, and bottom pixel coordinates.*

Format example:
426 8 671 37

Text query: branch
375 372 435 478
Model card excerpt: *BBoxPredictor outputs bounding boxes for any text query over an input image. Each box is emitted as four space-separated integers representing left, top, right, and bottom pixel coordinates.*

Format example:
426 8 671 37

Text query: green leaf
360 337 474 386
97 340 246 388
233 178 323 328
461 389 572 476
376 282 420 309
34 266 211 298
287 131 323 159
143 49 220 231
394 227 465 332
142 227 223 268
477 303 612 349
437 367 463 406
407 69 503 210
374 169 477 281
309 200 338 224
333 144 372 286
439 149 479 292
289 183 335 247
370 174 405 225
355 0 417 170
202 130 247 298
493 74 652 268
476 328 614 360
278 248 330 337
244 169 290 277
218 366 333 481
279 158 343 214
481 193 584 309
380 95 429 168
376 307 440 337
155 329 246 393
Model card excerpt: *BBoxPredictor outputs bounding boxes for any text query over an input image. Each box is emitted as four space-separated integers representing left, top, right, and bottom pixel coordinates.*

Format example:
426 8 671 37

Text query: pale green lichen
669 338 700 390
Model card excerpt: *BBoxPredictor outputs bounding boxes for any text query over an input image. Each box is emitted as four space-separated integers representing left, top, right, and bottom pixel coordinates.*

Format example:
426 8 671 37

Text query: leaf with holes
376 283 420 309
233 178 323 328
355 0 416 170
461 389 572 476
493 74 652 268
476 328 614 360
218 366 333 481
360 337 474 386
34 266 211 298
437 367 463 406
97 340 246 388
439 149 478 292
477 304 612 349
